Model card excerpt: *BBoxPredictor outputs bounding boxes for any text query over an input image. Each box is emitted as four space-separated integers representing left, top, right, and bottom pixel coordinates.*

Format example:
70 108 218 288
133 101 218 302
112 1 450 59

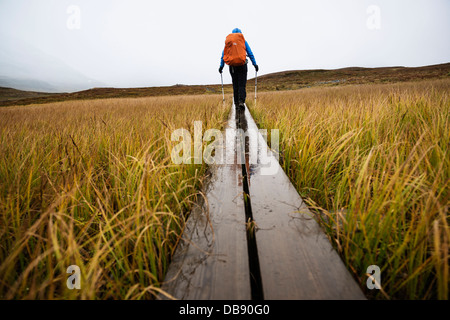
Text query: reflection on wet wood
160 108 251 300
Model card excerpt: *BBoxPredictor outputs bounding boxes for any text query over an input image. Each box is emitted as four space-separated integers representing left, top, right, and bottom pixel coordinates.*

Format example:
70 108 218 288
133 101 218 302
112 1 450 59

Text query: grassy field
1 76 448 300
0 95 228 299
248 79 449 299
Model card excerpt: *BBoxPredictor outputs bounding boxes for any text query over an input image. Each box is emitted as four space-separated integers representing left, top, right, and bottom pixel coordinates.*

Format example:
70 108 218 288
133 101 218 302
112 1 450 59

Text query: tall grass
0 95 228 299
249 79 449 299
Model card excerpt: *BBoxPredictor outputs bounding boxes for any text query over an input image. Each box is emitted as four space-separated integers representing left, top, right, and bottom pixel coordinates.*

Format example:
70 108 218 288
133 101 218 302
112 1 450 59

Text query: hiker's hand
255 65 259 72
219 67 223 74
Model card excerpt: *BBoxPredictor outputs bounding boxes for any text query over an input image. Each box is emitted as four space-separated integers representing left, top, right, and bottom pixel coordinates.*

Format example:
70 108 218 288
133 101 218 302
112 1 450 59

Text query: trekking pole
221 73 225 102
254 70 258 106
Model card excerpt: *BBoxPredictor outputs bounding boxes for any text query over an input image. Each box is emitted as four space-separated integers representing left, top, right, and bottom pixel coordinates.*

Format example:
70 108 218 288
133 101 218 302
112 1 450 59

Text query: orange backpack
223 33 247 66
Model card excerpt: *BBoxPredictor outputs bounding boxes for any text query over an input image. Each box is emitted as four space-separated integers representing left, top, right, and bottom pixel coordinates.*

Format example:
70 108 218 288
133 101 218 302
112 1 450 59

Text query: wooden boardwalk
160 105 365 300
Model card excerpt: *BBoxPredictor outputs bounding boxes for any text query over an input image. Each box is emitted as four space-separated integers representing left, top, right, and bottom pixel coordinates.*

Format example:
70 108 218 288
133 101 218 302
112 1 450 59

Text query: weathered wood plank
159 108 251 300
242 106 366 300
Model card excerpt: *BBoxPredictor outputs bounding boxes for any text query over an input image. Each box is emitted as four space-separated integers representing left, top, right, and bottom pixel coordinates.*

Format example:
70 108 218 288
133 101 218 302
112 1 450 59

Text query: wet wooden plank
161 104 365 300
243 106 366 300
159 108 251 300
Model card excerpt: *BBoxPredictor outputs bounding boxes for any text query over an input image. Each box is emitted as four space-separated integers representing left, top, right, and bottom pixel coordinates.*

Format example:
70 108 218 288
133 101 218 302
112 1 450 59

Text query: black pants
229 64 248 107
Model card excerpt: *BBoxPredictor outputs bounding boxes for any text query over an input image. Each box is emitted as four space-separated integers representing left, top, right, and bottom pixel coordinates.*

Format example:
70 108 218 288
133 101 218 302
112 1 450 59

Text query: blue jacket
220 28 257 68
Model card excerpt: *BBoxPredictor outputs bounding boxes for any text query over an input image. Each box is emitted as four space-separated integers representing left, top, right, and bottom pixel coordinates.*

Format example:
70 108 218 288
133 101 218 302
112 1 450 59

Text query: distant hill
254 63 450 91
1 63 449 107
0 87 59 102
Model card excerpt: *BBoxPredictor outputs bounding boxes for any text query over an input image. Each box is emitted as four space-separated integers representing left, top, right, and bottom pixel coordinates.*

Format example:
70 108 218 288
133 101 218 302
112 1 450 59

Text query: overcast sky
0 0 449 88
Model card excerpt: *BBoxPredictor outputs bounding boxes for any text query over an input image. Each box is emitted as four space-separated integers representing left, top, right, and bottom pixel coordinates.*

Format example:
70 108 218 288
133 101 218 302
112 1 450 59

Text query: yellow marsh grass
0 95 228 299
249 79 449 299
